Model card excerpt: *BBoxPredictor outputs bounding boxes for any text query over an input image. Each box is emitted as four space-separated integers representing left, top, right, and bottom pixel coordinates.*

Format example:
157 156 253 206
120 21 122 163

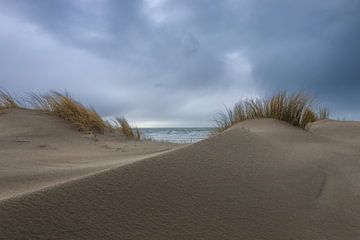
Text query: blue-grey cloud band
0 0 359 126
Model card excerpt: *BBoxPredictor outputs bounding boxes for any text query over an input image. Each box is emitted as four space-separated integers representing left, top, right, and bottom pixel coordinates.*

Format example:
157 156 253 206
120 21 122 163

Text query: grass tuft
0 89 20 110
318 107 330 120
214 91 330 132
29 91 105 133
114 117 134 138
135 128 141 141
0 89 141 139
114 117 142 140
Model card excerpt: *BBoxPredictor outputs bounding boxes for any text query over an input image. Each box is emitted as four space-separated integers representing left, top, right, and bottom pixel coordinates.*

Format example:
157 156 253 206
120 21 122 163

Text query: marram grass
214 91 329 133
113 117 141 140
0 89 140 139
0 89 20 110
30 92 106 133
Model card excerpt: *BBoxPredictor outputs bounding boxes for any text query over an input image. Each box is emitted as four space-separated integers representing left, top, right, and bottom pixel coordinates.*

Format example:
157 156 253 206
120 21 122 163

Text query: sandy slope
0 111 360 239
0 109 178 201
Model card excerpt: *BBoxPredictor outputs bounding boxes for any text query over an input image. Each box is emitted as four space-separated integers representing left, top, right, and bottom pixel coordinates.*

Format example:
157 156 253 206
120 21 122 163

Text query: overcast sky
0 0 359 127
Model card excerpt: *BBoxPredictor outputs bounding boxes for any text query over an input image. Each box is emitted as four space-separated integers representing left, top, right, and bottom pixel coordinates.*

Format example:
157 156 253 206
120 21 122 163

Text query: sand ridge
1 110 360 239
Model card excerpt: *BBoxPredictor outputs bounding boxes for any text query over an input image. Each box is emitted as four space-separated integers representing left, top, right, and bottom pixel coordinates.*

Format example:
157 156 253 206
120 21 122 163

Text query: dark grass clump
29 91 106 134
214 91 329 132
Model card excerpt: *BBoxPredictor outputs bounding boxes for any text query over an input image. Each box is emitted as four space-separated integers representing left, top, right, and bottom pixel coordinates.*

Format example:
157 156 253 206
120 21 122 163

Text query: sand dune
0 109 178 201
1 111 360 239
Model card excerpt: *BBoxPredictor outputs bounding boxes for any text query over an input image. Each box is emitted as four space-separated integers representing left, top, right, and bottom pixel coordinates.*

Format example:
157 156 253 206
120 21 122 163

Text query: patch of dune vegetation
0 89 141 139
214 91 329 132
113 117 141 140
30 92 106 133
0 89 20 110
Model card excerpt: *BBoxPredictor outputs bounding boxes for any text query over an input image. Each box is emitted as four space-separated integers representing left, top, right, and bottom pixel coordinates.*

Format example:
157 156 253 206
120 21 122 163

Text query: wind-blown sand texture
1 109 360 239
0 109 178 201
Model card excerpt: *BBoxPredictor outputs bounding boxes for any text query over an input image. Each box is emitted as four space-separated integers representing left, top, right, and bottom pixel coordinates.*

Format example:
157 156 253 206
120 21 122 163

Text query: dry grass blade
135 128 142 141
318 108 330 120
114 117 136 139
113 117 142 140
29 93 54 111
0 89 20 110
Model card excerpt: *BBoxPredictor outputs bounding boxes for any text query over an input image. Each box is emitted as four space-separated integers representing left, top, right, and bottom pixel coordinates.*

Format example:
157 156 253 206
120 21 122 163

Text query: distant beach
139 128 213 143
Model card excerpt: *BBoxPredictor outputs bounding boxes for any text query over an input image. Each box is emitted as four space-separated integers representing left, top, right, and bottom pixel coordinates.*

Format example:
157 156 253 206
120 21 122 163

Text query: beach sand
1 109 360 239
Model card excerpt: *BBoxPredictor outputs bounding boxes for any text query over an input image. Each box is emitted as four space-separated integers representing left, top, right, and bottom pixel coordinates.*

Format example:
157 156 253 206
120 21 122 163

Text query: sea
139 128 214 144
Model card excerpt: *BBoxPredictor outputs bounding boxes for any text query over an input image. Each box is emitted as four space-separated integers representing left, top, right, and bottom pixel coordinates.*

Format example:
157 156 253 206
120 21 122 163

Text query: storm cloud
0 0 359 126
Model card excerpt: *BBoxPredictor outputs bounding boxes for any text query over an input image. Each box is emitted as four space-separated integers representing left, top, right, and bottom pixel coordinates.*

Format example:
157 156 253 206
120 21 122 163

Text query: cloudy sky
0 0 359 127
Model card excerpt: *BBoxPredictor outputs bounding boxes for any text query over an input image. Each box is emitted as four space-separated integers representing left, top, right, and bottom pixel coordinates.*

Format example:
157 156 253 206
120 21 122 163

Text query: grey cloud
0 0 359 125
